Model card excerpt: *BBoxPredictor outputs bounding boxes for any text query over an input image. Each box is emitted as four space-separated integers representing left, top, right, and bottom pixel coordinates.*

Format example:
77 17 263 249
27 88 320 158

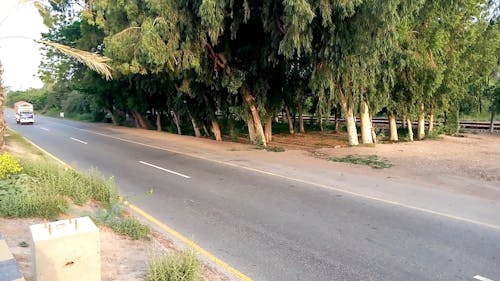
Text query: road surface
5 111 500 281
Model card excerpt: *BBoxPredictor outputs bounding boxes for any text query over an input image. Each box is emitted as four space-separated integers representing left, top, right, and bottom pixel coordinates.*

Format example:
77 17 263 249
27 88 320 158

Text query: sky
0 0 48 91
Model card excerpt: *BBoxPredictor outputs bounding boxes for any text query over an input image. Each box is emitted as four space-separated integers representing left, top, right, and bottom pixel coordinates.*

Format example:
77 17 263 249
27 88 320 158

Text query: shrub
147 250 202 281
0 153 23 179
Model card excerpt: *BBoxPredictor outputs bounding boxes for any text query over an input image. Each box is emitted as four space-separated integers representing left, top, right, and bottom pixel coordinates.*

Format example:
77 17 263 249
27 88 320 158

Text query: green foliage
0 174 68 219
328 155 393 169
5 88 50 110
147 250 202 281
0 153 23 179
93 203 150 240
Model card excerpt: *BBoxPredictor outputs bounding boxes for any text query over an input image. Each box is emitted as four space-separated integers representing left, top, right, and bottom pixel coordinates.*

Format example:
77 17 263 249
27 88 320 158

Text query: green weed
328 155 393 169
266 146 285 152
147 250 202 281
93 203 150 240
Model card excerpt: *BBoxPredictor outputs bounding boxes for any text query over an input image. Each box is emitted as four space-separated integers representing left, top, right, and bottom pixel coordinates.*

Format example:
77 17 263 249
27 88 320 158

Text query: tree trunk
490 107 497 133
247 112 256 144
203 125 210 137
407 118 414 142
334 107 340 134
203 94 222 141
360 101 373 144
388 112 398 142
284 103 295 135
156 111 162 132
418 103 425 140
242 85 267 147
107 109 118 125
131 110 149 129
339 93 359 146
265 114 273 143
298 100 305 133
428 102 435 134
189 112 201 137
370 114 377 144
171 110 182 135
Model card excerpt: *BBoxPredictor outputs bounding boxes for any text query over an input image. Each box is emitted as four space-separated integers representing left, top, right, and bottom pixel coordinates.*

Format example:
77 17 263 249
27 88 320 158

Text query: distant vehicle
14 101 35 125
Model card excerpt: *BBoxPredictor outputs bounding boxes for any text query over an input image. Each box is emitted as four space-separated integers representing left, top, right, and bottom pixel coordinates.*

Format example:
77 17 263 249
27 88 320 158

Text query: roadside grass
147 250 202 281
0 133 150 240
4 130 46 158
328 155 393 169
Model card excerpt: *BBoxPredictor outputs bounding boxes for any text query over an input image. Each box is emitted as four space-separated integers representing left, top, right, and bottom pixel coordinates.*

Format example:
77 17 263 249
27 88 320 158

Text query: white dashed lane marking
139 161 191 179
70 137 88 145
474 275 494 281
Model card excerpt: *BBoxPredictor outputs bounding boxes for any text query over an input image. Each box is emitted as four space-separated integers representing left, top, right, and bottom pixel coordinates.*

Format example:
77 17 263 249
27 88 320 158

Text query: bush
147 251 202 281
0 153 23 179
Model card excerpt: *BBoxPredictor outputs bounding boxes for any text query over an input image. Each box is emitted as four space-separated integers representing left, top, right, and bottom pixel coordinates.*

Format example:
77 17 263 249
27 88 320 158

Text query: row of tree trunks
242 85 267 147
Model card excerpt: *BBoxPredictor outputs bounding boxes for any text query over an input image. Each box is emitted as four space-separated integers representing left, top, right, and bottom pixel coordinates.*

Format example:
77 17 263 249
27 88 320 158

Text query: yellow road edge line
7 127 253 281
125 203 253 281
80 128 500 232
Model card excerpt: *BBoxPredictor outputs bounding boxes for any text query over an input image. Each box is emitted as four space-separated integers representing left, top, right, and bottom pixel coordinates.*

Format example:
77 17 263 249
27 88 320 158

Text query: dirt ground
0 216 227 281
273 131 500 183
1 127 499 281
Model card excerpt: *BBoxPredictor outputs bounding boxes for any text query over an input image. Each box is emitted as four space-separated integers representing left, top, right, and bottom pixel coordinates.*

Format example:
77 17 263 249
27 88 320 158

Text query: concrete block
30 217 100 281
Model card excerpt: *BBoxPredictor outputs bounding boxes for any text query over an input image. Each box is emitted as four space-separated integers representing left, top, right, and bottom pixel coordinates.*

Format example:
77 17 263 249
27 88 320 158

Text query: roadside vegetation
0 130 149 239
0 130 204 279
328 155 393 170
147 250 202 281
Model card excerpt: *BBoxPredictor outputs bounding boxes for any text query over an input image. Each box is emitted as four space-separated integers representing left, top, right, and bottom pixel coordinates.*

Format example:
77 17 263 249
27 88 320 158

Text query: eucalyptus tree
304 0 406 145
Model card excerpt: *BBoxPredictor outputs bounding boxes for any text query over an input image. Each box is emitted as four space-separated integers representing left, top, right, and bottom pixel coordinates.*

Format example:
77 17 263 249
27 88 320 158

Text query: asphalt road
6 111 500 281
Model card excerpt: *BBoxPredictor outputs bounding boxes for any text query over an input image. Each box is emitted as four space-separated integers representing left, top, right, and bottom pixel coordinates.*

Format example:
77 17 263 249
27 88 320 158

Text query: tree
0 0 113 149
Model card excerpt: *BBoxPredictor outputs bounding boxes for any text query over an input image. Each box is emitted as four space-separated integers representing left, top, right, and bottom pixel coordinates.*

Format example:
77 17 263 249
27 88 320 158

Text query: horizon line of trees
10 0 500 146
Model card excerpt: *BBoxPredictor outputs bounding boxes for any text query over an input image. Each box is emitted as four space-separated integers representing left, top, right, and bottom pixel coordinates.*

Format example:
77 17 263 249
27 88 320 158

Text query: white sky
0 0 48 91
